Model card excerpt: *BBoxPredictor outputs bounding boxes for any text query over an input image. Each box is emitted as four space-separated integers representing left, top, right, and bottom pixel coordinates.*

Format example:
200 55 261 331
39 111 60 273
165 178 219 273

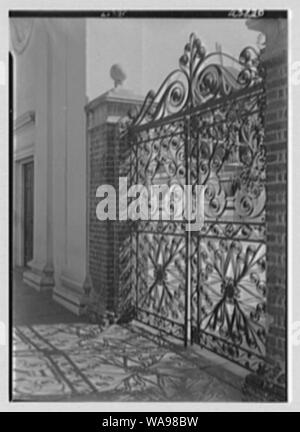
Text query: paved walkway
12 270 245 402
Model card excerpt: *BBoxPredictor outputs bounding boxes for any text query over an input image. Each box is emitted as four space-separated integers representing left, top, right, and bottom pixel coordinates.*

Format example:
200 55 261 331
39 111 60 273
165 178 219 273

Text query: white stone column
52 18 90 314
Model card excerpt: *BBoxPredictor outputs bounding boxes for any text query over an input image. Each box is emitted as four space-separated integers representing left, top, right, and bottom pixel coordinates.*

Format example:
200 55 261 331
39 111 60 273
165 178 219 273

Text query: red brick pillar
85 87 143 319
244 18 288 401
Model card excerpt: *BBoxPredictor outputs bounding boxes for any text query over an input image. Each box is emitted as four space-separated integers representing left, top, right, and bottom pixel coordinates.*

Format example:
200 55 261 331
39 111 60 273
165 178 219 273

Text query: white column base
23 262 55 292
52 274 90 316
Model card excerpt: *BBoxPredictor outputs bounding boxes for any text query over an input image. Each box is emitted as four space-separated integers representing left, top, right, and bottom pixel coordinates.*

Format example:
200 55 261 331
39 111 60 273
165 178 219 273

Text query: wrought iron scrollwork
119 32 266 374
124 33 264 128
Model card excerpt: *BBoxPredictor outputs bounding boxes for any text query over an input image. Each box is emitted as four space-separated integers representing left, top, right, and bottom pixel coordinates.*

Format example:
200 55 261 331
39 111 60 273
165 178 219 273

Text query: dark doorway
23 161 34 266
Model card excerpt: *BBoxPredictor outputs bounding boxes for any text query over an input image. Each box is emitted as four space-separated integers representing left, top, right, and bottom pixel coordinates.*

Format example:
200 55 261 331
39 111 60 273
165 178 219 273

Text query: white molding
23 266 54 292
14 110 35 133
14 143 34 162
60 272 85 293
53 283 88 315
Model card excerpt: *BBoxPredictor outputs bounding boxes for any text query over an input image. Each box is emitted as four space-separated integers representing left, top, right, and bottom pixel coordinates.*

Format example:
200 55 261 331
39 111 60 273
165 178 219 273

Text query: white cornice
85 87 144 113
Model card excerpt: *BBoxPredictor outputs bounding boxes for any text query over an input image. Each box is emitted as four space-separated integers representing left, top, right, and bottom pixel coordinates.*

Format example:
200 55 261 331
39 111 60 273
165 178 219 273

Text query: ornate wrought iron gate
120 33 266 373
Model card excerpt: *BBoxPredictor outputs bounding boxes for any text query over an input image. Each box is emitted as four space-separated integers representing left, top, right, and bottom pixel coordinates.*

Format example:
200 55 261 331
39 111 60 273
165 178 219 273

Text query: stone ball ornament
110 64 127 88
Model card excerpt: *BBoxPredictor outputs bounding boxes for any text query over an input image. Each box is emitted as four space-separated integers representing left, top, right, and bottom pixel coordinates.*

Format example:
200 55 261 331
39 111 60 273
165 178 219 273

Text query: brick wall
242 17 288 402
264 49 288 374
88 123 117 312
244 49 287 401
242 44 289 402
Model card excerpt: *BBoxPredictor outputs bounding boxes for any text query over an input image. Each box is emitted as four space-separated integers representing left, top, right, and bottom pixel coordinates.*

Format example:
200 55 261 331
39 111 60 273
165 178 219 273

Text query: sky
86 18 261 101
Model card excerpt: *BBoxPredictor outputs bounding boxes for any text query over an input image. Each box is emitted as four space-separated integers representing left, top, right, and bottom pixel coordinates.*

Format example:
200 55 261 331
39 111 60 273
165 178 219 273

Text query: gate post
86 68 143 318
244 18 288 401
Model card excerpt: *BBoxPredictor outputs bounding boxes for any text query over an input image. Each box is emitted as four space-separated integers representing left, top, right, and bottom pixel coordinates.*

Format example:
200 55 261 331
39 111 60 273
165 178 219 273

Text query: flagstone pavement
12 270 246 402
